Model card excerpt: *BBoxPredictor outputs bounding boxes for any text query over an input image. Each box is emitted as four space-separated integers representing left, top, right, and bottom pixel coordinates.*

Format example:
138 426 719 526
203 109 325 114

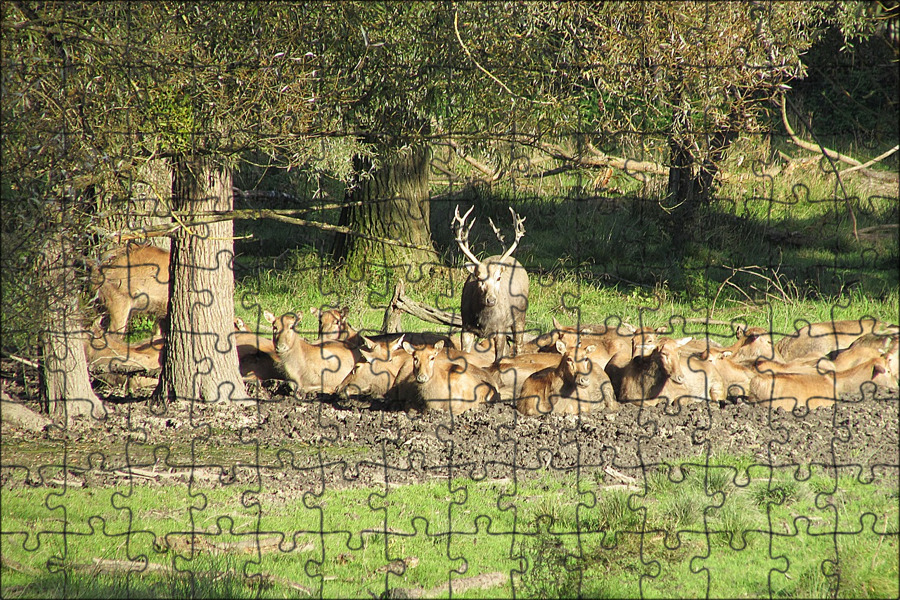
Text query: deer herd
84 205 900 416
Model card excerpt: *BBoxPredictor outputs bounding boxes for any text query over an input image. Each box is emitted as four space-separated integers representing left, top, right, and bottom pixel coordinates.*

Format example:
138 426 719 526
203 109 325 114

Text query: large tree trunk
40 200 102 424
332 143 438 274
108 158 173 251
153 156 249 406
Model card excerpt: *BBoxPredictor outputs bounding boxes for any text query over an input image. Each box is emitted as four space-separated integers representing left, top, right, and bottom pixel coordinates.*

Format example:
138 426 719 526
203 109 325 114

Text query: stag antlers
452 205 526 273
489 206 526 263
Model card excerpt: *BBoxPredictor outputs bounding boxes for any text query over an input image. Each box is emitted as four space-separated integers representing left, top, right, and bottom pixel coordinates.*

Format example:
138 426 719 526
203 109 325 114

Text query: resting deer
397 340 499 414
516 341 617 416
263 311 359 395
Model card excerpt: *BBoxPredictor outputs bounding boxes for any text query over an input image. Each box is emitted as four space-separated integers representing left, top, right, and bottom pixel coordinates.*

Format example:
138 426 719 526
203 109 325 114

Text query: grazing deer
454 205 529 362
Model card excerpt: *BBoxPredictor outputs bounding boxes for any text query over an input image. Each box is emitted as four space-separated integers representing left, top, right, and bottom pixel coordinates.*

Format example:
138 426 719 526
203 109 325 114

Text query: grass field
2 454 897 598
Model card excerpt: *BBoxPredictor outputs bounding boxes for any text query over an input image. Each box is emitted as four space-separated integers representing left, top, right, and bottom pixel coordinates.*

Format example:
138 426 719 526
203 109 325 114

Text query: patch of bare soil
2 373 897 492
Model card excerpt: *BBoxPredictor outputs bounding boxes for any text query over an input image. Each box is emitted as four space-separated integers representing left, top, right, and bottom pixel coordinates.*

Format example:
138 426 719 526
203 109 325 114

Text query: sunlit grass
3 455 896 598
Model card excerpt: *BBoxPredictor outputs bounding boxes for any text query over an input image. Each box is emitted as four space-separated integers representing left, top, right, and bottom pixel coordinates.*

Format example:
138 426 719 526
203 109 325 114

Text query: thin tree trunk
153 156 249 406
40 200 102 424
333 143 437 273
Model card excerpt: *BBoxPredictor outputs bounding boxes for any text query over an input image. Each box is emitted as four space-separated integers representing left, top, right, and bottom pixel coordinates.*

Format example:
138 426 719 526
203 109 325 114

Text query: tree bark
110 158 173 251
332 143 438 273
153 156 249 406
40 200 102 424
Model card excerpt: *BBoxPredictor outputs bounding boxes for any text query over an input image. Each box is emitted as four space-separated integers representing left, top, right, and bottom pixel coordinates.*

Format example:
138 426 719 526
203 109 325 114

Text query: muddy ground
2 370 898 492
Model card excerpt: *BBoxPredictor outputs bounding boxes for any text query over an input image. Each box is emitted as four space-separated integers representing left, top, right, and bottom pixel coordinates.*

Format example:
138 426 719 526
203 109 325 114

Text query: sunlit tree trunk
153 156 249 406
40 200 102 424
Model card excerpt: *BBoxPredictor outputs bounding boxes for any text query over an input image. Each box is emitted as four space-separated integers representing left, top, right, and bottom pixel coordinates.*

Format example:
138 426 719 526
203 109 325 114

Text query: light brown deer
516 341 617 416
454 205 529 362
398 340 499 414
775 319 898 361
825 332 899 377
310 306 350 342
486 351 566 402
748 356 897 411
619 337 726 406
263 311 359 395
92 244 170 333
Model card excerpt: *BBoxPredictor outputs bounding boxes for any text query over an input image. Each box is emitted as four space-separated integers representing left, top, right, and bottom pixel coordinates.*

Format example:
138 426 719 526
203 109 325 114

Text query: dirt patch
2 374 897 492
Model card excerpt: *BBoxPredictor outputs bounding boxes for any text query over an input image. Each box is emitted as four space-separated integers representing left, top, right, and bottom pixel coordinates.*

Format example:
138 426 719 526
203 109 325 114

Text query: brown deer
83 321 162 374
398 340 499 414
311 306 350 342
92 244 170 333
336 336 411 399
486 352 566 402
775 319 898 361
619 337 726 406
720 326 785 363
263 311 359 395
825 332 899 377
748 356 897 411
516 341 617 416
454 205 529 362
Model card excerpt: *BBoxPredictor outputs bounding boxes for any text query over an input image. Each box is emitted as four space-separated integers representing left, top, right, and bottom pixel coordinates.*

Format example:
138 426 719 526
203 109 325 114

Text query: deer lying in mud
619 337 726 406
263 311 359 395
233 318 283 383
92 244 170 334
516 341 617 416
487 352 566 402
337 333 499 400
824 332 899 378
454 205 529 362
336 335 412 399
775 319 898 362
747 356 897 411
311 306 350 342
397 340 499 414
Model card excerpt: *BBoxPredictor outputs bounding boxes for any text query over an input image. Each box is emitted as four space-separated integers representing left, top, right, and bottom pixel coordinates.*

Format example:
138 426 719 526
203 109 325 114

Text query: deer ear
555 340 566 354
552 317 563 330
391 335 406 352
584 345 596 354
873 362 886 377
341 306 350 317
263 311 276 324
434 340 444 352
402 341 415 355
310 307 320 316
358 335 375 352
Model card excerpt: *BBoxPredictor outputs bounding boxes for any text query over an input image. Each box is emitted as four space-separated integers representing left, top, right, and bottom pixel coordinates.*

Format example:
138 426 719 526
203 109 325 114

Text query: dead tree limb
382 280 463 334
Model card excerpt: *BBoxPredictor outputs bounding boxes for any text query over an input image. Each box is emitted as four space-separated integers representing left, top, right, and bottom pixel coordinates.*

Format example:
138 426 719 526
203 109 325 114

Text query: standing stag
453 205 529 362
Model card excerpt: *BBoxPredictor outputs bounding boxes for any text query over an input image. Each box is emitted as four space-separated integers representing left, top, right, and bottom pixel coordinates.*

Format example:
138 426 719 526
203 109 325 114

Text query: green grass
3 455 896 598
